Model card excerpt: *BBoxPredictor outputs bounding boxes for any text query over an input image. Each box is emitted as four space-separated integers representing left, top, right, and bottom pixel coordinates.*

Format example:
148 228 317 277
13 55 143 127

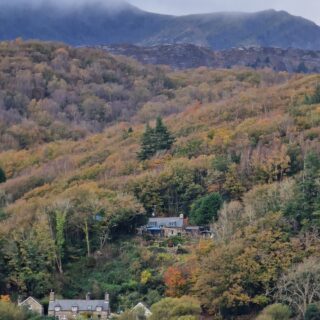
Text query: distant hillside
1 2 320 50
103 44 320 73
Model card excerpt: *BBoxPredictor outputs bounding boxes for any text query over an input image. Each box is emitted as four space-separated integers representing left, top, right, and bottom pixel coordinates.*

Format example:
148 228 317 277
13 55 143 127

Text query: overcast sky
127 0 320 25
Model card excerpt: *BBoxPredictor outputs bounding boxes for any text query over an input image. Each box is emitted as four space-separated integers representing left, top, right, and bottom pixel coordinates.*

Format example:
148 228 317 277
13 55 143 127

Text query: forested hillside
1 41 320 319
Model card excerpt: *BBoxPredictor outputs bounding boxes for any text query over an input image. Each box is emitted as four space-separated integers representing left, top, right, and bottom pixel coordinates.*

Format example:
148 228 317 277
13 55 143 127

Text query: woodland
1 40 320 319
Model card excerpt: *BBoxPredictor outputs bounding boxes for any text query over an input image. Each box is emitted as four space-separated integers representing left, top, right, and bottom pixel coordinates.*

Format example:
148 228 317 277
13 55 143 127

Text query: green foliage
284 152 320 228
138 117 175 160
132 161 206 216
0 301 50 320
117 306 147 320
138 124 157 161
154 117 175 151
0 167 6 183
212 155 230 173
305 304 320 320
305 84 320 105
256 304 291 320
150 296 201 320
189 193 222 225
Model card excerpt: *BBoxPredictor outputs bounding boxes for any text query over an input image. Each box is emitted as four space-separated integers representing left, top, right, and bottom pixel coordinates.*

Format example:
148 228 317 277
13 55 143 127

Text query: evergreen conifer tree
0 168 6 184
138 123 156 161
138 117 175 161
154 116 175 151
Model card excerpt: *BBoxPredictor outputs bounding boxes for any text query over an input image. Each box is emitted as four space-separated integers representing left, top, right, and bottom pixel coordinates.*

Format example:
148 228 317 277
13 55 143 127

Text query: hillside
103 44 320 72
2 42 320 319
1 2 320 50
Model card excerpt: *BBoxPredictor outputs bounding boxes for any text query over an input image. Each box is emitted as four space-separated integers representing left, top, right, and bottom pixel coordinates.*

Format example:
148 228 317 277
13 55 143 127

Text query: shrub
256 303 291 320
150 296 201 320
305 304 320 320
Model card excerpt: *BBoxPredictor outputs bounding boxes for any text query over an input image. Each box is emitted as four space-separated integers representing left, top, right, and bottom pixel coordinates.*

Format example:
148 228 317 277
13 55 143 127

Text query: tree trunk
84 220 91 257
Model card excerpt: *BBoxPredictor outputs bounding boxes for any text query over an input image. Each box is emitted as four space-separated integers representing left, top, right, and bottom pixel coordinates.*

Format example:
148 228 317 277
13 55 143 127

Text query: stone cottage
48 291 110 319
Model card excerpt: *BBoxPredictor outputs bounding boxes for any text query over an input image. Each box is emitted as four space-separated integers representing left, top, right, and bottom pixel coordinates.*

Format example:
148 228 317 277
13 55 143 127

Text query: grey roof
48 300 109 312
148 217 184 228
19 296 43 307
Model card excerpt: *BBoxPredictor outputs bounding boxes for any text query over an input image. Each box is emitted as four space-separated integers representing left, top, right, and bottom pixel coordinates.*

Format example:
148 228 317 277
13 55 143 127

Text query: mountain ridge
101 43 320 73
1 3 320 50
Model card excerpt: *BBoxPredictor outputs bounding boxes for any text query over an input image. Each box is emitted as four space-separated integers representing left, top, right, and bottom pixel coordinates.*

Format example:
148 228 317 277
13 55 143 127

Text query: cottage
144 214 186 237
18 296 43 315
48 291 110 320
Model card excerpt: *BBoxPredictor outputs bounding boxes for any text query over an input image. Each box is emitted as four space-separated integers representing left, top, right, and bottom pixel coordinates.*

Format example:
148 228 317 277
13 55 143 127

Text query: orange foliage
164 266 188 297
0 295 10 302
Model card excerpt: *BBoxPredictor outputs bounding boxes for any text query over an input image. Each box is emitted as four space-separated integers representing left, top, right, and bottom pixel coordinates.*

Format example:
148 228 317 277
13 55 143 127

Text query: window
55 306 61 312
87 305 92 310
71 306 78 313
96 306 102 312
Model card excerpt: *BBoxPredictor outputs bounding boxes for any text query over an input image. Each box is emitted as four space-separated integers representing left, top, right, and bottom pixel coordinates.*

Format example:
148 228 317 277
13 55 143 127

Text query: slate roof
147 217 184 228
48 299 109 312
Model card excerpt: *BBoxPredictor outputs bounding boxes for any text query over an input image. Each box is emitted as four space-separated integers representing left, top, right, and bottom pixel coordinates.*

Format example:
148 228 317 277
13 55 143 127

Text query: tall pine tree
138 123 156 161
154 116 175 151
0 167 6 184
138 117 174 161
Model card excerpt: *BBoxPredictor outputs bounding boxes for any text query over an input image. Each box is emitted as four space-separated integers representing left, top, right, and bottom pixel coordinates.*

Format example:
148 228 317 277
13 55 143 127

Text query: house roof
19 296 43 308
48 300 109 312
148 217 184 228
133 302 152 316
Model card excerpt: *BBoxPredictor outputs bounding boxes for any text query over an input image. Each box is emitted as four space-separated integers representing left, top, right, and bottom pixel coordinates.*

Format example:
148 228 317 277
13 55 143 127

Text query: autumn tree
194 214 297 317
164 266 189 297
305 84 320 105
277 257 320 318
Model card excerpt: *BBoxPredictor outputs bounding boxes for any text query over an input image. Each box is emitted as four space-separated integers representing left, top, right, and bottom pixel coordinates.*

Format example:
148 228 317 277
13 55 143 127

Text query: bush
305 304 320 320
150 296 201 320
0 301 48 320
256 303 291 320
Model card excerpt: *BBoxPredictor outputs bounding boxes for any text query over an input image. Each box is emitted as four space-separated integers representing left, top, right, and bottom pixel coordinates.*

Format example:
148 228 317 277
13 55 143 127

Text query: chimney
49 290 55 302
104 292 109 302
179 214 184 219
86 292 91 301
18 295 22 305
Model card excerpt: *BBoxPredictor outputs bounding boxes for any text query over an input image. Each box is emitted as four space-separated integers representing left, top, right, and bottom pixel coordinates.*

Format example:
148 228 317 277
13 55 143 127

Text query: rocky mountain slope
103 44 320 72
1 1 320 50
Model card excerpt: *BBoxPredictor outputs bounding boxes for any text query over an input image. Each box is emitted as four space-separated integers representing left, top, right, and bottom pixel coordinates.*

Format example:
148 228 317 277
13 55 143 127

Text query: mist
0 0 128 10
0 0 319 25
